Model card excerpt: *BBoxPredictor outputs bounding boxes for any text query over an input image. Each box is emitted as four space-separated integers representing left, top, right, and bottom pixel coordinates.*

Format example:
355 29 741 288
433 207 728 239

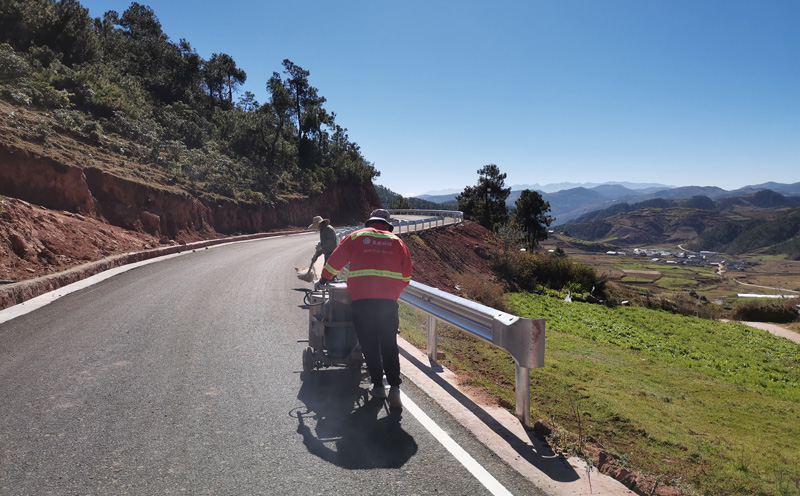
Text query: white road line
397 389 514 496
0 253 184 325
0 234 301 325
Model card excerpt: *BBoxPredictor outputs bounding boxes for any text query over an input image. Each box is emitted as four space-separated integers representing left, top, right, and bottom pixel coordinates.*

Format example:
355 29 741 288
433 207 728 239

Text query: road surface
1 231 637 495
0 233 550 495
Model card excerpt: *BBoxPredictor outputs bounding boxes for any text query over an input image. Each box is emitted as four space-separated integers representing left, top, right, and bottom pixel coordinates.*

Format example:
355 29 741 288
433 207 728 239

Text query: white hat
308 216 330 228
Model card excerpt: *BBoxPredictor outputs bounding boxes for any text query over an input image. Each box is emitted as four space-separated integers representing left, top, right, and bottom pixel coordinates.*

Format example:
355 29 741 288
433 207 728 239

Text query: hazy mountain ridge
568 190 800 225
414 181 800 225
560 190 800 260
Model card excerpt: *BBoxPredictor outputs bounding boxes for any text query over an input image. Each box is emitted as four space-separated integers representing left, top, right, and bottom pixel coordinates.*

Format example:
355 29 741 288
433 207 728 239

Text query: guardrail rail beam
399 280 545 427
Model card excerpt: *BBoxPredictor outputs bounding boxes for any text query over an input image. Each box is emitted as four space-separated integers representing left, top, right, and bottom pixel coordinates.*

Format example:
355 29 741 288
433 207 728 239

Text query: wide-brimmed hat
308 215 330 228
364 209 394 232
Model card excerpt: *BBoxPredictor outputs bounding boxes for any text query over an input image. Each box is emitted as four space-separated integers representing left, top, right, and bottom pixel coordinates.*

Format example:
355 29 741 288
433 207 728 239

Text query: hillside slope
562 193 800 258
0 99 379 238
402 222 496 292
0 98 382 290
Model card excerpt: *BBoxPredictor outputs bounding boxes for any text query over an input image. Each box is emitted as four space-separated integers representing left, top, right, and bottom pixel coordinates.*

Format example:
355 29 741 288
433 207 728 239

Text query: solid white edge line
397 389 514 496
0 252 183 324
0 233 305 325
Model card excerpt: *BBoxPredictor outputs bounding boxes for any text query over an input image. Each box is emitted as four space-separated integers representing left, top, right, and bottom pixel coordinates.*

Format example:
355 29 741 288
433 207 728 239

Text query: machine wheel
302 347 315 372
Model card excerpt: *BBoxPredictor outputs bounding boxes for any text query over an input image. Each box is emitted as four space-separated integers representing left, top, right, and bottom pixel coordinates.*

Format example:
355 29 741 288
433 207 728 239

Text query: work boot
370 384 387 399
387 386 402 409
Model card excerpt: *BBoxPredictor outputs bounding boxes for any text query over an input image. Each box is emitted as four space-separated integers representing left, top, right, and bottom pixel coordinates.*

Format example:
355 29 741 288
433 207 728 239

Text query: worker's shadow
295 369 418 469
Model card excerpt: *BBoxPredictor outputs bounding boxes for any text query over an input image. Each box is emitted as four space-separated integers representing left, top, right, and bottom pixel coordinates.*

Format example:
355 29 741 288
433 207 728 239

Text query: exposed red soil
402 221 497 293
0 197 163 283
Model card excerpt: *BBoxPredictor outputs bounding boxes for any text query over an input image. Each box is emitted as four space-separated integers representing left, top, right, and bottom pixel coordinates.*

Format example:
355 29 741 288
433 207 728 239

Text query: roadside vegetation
0 1 377 204
400 293 800 495
398 203 799 494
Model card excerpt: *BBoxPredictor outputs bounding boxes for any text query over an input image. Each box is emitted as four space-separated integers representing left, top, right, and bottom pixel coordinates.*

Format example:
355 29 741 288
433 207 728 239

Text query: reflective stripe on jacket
322 226 412 301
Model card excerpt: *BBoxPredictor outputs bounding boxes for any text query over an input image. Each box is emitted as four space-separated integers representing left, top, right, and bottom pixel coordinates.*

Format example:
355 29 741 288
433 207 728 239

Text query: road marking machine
300 282 363 372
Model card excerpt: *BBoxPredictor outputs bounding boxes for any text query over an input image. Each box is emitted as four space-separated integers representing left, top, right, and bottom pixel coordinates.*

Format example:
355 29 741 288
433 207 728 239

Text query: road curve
0 233 547 495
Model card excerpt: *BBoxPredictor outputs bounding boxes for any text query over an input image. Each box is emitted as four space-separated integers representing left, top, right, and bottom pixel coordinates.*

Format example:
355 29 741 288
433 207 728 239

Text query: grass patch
620 276 657 283
656 276 699 290
401 294 800 495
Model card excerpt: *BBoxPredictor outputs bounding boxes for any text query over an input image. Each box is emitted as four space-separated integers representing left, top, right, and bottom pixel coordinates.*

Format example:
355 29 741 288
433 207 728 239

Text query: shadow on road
295 369 417 469
399 348 580 483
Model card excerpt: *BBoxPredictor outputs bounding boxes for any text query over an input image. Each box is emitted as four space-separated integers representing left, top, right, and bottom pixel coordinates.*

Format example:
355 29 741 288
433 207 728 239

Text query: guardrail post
427 314 438 362
494 316 546 427
395 269 545 428
515 365 530 426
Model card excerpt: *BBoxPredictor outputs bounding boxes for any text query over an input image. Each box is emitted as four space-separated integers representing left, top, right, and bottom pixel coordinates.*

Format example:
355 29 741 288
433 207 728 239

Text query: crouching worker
309 215 337 266
316 209 412 409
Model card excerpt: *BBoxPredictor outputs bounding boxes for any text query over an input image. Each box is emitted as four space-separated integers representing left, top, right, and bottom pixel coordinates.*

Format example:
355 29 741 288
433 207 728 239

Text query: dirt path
723 319 800 344
732 278 800 294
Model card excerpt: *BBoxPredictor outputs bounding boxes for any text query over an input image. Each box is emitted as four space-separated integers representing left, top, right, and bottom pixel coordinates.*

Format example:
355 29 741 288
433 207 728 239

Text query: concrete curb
397 338 636 496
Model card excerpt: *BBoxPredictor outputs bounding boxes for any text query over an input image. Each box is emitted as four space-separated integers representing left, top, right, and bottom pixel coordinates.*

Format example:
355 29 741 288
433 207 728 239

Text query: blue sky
78 1 799 197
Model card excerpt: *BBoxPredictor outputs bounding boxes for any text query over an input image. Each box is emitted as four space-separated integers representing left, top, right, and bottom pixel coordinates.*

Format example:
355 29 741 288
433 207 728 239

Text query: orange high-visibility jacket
322 226 412 301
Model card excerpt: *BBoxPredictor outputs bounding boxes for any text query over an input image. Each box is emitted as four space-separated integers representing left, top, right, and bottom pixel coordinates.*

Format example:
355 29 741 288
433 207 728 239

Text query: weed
737 445 750 473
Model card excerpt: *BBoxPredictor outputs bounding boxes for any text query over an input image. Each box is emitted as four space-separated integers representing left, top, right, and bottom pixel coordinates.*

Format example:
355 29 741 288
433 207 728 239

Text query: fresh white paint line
397 389 514 496
0 233 300 325
0 252 185 325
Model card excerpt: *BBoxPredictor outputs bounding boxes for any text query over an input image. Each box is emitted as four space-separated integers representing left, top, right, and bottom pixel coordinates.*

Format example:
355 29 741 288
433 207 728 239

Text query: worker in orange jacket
317 209 412 408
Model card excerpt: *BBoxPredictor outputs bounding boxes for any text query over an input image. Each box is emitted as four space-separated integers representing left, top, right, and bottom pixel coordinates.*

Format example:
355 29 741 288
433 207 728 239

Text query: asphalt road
0 232 545 495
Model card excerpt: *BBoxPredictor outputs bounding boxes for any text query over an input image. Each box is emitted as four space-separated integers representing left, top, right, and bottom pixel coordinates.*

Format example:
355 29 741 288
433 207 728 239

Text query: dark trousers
351 299 402 388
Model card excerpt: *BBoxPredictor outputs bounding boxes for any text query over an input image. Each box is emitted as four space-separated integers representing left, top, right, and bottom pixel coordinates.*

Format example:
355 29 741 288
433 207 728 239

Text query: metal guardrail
335 209 463 242
387 209 463 234
330 209 545 426
399 281 545 427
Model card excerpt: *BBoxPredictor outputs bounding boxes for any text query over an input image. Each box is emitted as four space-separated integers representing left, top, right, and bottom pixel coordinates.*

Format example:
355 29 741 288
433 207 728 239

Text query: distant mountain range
415 182 800 225
417 181 674 196
559 189 800 259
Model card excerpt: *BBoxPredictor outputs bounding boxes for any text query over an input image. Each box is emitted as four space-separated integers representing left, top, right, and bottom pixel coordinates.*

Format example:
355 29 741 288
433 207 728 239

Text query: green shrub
732 298 799 323
0 43 32 82
490 247 606 299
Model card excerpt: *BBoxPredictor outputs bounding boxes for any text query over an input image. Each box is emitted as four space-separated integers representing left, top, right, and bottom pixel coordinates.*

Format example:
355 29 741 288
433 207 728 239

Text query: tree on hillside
512 189 553 248
457 164 510 230
0 0 98 65
203 52 246 106
118 2 165 39
281 59 326 142
0 0 379 203
106 3 204 106
269 59 336 173
265 70 294 166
